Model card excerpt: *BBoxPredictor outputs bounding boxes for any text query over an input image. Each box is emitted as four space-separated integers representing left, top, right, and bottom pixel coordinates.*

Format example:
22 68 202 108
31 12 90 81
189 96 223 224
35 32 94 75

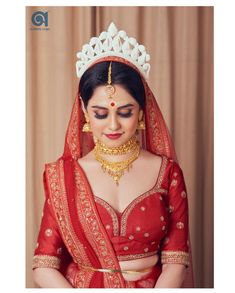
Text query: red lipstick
105 133 123 140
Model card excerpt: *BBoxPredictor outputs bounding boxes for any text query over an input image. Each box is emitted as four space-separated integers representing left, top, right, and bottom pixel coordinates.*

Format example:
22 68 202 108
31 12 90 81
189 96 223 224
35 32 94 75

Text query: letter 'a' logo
31 11 48 27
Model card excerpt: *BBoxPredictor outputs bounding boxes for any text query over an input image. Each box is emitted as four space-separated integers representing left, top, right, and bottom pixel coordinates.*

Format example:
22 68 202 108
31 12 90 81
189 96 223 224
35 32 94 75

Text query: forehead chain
107 61 112 84
105 62 116 104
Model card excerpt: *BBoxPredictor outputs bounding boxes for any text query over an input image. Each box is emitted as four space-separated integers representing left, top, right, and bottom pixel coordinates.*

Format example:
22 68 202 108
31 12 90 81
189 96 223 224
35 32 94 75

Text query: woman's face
83 84 143 147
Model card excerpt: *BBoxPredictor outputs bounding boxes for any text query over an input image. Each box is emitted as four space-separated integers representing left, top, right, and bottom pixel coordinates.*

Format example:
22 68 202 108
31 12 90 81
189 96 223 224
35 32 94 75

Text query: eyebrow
91 103 135 110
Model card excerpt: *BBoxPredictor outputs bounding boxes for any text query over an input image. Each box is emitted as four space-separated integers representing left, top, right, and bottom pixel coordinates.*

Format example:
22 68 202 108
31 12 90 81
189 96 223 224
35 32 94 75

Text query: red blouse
33 156 189 271
94 156 189 264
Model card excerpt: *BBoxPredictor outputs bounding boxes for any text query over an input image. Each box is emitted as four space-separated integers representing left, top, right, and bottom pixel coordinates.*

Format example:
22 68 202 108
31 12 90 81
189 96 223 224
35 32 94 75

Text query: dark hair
79 61 146 109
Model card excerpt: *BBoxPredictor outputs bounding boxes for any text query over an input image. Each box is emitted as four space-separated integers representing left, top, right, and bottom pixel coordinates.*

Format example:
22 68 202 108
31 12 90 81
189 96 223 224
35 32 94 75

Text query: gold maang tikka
105 62 116 102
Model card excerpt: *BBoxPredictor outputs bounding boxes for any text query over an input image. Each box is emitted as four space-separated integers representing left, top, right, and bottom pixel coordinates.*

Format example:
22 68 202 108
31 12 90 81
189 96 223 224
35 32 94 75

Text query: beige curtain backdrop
26 6 213 288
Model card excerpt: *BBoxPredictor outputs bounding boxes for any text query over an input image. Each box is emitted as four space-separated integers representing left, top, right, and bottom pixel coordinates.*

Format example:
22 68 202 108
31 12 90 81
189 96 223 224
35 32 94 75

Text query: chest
80 161 161 213
94 191 169 258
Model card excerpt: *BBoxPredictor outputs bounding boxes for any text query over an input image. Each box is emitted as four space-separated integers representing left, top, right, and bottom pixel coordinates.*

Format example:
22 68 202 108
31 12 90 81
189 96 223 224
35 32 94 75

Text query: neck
94 136 139 162
93 136 141 185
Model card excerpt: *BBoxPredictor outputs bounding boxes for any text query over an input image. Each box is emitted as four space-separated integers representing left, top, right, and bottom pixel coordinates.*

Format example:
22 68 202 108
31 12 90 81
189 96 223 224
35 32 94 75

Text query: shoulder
139 150 177 170
162 157 185 185
142 153 184 178
139 149 162 163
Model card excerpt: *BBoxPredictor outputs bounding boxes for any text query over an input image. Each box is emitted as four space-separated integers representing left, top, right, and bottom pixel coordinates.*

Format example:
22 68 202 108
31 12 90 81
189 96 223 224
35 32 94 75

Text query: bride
32 22 191 288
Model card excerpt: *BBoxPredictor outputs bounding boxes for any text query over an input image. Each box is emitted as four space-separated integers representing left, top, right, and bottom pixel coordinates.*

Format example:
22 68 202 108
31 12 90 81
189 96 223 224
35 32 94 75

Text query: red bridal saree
32 57 194 288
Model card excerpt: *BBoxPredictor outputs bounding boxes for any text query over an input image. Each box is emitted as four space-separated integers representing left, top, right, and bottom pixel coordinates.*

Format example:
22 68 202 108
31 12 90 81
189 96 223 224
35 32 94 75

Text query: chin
103 136 132 147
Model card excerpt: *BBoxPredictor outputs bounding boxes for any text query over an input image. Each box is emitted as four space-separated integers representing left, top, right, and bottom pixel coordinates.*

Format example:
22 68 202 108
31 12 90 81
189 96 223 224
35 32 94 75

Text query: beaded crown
76 22 151 79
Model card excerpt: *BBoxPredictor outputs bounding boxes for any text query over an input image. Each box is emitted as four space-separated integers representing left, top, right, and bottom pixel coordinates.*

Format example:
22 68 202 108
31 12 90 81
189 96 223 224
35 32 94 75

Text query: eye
94 111 108 119
118 110 133 118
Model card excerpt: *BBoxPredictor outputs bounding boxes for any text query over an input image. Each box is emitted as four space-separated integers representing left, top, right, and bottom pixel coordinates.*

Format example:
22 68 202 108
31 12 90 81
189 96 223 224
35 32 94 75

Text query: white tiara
76 22 151 79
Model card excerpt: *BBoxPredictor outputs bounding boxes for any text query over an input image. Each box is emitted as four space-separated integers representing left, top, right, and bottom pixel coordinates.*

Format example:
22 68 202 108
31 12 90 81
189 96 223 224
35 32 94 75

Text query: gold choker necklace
95 136 139 155
94 137 140 185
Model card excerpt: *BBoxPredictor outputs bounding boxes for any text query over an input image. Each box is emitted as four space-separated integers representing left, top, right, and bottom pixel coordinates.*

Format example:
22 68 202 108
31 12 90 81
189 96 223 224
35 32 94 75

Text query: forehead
88 85 138 107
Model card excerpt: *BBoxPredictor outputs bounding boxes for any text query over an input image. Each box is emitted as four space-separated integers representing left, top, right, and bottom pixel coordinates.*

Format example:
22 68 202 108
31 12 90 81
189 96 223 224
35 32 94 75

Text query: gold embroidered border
161 250 189 266
32 255 60 269
156 156 168 189
120 187 167 236
117 250 158 261
94 196 119 236
46 161 94 287
121 157 168 236
74 270 94 288
67 97 79 159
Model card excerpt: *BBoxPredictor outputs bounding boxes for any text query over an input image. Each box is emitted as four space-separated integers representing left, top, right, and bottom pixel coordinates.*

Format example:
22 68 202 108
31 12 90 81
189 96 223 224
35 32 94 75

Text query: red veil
61 56 194 287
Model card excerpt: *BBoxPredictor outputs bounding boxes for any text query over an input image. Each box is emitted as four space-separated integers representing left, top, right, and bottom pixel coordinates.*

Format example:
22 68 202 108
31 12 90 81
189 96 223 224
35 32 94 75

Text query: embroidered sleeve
32 255 61 270
161 162 189 267
33 172 66 270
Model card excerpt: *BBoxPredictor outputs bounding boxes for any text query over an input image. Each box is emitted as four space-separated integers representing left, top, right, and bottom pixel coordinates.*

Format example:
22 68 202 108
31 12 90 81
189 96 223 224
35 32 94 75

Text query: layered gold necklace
94 136 140 185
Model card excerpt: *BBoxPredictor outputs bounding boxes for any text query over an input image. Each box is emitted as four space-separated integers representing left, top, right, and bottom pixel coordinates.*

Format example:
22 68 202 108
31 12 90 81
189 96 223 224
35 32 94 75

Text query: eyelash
94 111 133 119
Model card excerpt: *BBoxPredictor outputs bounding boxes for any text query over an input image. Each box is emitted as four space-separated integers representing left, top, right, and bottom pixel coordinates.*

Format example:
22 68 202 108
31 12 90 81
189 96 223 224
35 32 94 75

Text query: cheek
89 117 106 133
123 116 139 131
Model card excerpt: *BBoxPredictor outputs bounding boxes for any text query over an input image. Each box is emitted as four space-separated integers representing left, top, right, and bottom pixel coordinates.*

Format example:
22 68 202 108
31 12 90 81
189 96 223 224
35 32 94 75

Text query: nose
108 113 121 131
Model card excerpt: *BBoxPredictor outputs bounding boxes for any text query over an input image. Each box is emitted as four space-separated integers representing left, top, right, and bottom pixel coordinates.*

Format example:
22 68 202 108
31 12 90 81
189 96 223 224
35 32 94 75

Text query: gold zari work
32 255 61 269
161 250 189 267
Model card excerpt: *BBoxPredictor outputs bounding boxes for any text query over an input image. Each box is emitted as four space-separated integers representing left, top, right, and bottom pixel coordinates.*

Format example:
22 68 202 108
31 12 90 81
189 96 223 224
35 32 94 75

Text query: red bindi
110 102 115 107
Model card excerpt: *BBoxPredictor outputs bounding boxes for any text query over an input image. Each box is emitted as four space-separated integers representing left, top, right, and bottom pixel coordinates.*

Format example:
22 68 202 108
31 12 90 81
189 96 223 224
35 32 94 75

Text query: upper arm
32 172 68 271
160 162 189 267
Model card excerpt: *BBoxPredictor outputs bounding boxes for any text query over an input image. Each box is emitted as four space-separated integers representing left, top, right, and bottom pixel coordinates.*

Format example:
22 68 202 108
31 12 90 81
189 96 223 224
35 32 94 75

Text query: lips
104 133 123 140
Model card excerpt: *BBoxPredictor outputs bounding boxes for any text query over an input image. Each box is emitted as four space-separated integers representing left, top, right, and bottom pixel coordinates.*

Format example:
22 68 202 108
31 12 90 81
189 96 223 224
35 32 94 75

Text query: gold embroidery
117 250 158 261
94 196 119 236
32 255 60 269
161 250 189 266
181 191 187 198
45 228 53 237
146 92 167 155
120 156 168 236
57 247 63 255
46 161 94 287
66 97 79 159
176 222 184 229
74 269 94 288
171 179 177 187
47 162 90 263
156 156 168 189
168 205 174 213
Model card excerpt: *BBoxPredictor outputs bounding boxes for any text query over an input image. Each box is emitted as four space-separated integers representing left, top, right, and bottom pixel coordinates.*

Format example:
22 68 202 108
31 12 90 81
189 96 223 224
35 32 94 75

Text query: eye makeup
94 112 108 119
94 109 133 119
118 110 133 118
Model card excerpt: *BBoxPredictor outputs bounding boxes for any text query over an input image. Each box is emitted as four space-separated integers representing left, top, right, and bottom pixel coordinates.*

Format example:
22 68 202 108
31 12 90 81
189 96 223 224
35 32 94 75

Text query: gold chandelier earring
137 120 146 130
82 117 91 132
137 111 146 130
